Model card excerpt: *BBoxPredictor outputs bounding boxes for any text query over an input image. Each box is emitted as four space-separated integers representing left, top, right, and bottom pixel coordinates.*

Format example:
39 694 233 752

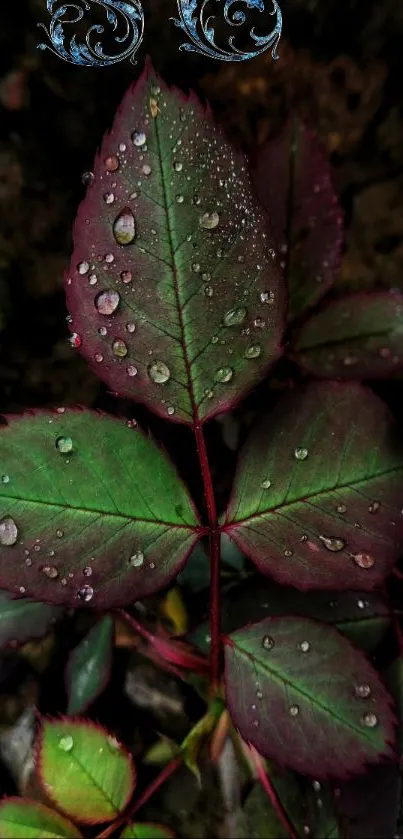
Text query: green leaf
0 798 82 838
292 291 403 379
243 772 305 838
66 616 114 714
0 410 201 608
177 541 209 592
121 825 175 838
37 718 135 824
224 616 396 778
0 591 62 649
223 382 403 590
65 61 284 426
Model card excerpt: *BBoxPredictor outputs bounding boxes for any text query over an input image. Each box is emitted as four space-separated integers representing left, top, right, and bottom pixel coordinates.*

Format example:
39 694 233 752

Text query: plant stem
247 745 300 839
96 757 182 838
194 422 221 689
118 609 210 675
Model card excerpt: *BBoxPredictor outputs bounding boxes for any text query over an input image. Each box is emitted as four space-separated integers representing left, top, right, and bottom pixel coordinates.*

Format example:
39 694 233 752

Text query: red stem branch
247 745 300 839
118 609 210 675
194 422 221 689
97 757 182 839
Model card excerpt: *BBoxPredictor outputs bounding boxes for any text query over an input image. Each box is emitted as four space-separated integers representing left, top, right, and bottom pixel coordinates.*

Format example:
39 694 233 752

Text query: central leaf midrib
297 326 394 354
56 745 120 813
1 493 194 530
231 642 378 743
154 108 199 423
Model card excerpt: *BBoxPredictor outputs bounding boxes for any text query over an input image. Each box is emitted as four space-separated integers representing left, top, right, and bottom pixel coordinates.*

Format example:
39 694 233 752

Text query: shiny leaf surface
0 799 81 838
66 616 114 714
0 591 62 649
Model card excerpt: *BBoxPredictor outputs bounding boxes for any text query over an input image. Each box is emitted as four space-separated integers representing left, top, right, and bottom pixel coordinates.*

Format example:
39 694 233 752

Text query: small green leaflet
120 824 175 838
223 382 403 590
0 798 82 838
66 615 114 714
0 410 201 608
0 591 62 649
37 719 135 823
224 616 396 778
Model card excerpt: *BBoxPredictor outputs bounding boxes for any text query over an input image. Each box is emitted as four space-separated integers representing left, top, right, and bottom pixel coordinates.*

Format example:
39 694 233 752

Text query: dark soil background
0 1 403 835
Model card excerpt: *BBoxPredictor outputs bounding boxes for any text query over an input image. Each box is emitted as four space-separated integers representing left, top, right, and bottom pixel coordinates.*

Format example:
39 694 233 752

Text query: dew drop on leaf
121 271 132 284
361 711 378 728
142 164 152 176
256 689 263 700
81 171 94 186
204 286 213 297
369 501 380 514
83 566 92 577
192 262 200 273
176 194 184 204
112 338 128 359
299 640 310 653
105 155 119 172
355 683 371 699
294 447 309 461
58 735 74 752
337 504 347 513
245 344 262 359
261 478 271 489
129 550 144 568
253 317 266 328
77 585 94 603
352 552 376 569
113 209 136 246
319 535 346 552
89 273 98 286
214 367 233 383
2 475 10 484
95 290 120 316
148 361 171 384
199 211 220 230
252 719 260 728
132 130 146 147
55 436 73 455
289 705 300 717
69 333 82 349
103 192 115 205
56 529 64 538
77 261 89 275
127 366 138 377
223 308 247 327
0 517 18 546
312 781 321 792
167 406 175 416
262 635 275 651
173 160 183 172
260 291 275 305
104 253 114 264
95 353 104 363
43 565 58 580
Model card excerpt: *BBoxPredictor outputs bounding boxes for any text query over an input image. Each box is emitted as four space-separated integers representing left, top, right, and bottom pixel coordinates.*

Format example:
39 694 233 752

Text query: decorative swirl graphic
37 0 144 66
172 0 282 62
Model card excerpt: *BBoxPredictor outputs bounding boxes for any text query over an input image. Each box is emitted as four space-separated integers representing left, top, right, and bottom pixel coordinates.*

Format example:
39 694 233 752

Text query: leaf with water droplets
224 616 396 778
121 825 175 838
37 718 135 824
223 382 403 590
292 291 403 378
0 410 200 608
0 799 82 838
65 616 114 715
250 118 343 321
65 61 284 425
0 591 62 649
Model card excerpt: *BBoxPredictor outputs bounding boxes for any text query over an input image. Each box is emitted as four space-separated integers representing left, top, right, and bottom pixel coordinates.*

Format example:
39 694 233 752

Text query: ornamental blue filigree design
37 0 144 66
172 0 282 62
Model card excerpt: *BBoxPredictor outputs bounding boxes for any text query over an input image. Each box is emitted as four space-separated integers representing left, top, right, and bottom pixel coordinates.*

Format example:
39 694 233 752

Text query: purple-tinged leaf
37 718 135 824
0 798 82 838
292 291 403 379
224 616 396 778
66 616 114 715
0 410 201 608
0 591 62 649
243 772 306 838
250 119 343 321
65 60 284 426
222 382 403 590
336 763 401 839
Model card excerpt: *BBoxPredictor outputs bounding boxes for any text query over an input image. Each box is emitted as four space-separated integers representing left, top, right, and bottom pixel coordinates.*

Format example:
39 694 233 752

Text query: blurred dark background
0 0 403 418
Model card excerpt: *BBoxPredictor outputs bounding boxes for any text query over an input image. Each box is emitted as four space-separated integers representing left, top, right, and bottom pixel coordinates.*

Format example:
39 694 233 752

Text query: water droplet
337 504 347 514
369 501 380 514
148 361 170 384
352 552 375 569
77 585 94 603
0 517 18 546
95 290 120 316
89 273 98 286
214 367 233 383
81 171 94 186
284 549 293 557
294 447 308 461
77 261 89 275
253 317 266 328
256 689 263 700
199 211 220 230
69 333 82 349
176 194 184 204
113 209 136 246
173 160 183 172
132 130 146 147
223 308 247 327
130 550 144 568
127 366 138 377
55 436 73 455
83 567 92 577
361 711 378 728
245 344 262 359
58 735 74 752
299 640 310 653
105 155 119 172
289 705 299 717
112 338 128 359
142 164 152 176
95 353 104 363
312 780 321 792
1 475 10 484
103 192 115 205
104 253 114 264
167 406 175 416
261 479 271 489
120 271 132 287
107 735 120 751
262 635 275 651
43 565 58 579
192 262 200 273
98 326 107 337
260 290 275 305
252 719 260 728
204 286 213 297
56 529 64 539
319 535 346 552
355 683 371 699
